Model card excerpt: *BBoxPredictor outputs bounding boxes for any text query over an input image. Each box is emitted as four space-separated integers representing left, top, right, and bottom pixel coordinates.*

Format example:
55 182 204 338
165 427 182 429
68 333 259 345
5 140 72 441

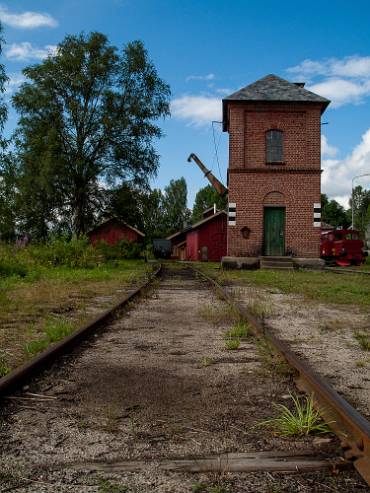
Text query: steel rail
0 265 161 398
324 267 370 276
192 266 370 486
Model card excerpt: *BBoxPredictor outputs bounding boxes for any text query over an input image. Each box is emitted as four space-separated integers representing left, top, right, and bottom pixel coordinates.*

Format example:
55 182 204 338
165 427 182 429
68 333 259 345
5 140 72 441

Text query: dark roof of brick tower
222 74 330 130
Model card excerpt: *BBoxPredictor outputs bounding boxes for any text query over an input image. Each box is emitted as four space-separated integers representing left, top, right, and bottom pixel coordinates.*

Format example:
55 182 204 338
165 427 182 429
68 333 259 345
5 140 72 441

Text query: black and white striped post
313 203 321 228
228 203 236 226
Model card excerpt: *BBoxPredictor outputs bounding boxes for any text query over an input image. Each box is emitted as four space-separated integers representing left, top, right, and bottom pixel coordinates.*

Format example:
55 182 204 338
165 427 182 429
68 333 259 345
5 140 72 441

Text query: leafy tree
0 154 17 240
321 193 350 229
0 22 12 240
13 32 170 238
0 22 8 153
349 186 370 233
106 185 166 239
192 185 227 223
162 177 191 235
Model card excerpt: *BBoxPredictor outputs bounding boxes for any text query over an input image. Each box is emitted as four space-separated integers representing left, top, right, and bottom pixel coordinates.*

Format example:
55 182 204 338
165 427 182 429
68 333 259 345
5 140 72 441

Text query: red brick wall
226 101 323 258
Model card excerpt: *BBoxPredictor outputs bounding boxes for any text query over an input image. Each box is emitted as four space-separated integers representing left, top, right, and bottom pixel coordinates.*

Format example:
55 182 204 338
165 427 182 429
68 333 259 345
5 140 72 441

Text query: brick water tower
222 74 330 268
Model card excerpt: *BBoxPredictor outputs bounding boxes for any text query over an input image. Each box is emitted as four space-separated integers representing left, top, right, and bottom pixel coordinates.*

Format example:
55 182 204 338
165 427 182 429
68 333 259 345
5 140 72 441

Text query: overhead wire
211 121 224 184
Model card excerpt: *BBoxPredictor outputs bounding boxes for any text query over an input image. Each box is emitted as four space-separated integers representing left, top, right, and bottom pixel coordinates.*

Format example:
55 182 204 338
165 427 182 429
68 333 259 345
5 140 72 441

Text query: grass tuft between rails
258 393 332 437
224 321 249 339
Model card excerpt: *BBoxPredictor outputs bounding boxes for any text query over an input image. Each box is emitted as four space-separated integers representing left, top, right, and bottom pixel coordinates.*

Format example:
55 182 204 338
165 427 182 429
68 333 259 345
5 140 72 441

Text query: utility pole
352 173 370 229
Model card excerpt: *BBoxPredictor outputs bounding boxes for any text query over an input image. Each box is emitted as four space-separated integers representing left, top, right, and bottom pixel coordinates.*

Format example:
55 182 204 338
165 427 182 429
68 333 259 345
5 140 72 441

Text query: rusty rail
0 265 161 398
324 267 370 276
192 266 370 486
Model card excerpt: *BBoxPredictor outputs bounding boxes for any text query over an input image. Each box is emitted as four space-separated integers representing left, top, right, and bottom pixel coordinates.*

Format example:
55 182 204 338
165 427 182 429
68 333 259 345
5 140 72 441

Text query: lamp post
351 173 370 229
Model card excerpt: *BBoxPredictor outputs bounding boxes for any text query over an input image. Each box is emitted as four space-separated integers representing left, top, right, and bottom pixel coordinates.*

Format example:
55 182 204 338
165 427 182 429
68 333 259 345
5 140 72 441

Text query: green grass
225 338 241 350
97 480 128 493
0 364 10 377
195 262 370 307
200 356 214 367
354 331 370 351
224 321 249 339
258 393 332 436
24 339 49 356
44 319 75 342
198 303 240 325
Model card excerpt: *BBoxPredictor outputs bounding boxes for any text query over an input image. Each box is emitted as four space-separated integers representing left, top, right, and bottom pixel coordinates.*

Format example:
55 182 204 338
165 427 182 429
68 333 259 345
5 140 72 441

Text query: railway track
192 265 370 487
0 264 368 492
324 267 370 275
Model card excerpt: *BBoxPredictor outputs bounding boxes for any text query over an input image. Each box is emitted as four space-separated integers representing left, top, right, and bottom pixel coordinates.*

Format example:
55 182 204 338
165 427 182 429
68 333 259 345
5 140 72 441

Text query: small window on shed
266 130 284 163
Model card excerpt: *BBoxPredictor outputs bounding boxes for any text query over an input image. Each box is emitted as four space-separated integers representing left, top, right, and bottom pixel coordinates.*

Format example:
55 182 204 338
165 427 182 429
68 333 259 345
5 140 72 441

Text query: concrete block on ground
221 256 260 270
293 258 325 270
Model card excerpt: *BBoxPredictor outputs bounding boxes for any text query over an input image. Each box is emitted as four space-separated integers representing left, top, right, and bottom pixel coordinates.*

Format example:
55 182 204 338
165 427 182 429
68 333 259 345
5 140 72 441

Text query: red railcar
320 229 366 266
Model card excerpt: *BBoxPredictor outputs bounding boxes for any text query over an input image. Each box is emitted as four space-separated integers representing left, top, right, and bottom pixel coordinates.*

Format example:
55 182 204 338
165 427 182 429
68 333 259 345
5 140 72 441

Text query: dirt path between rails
0 265 367 492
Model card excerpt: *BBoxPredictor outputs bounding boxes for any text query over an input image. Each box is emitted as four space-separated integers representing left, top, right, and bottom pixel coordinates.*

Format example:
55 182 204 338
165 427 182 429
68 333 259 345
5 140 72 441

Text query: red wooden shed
168 210 227 262
88 218 145 246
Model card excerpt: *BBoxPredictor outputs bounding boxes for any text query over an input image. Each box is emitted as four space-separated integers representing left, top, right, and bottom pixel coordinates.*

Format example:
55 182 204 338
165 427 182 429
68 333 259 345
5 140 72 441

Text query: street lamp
352 173 370 229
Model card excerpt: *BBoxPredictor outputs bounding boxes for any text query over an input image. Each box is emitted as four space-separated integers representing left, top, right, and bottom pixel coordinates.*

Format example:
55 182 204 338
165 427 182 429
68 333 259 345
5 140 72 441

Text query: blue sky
1 0 370 208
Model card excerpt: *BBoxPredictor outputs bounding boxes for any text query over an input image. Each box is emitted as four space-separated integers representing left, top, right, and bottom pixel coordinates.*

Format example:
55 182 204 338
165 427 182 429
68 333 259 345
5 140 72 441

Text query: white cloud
6 73 26 94
5 42 57 61
287 55 370 108
186 73 215 82
321 135 338 157
171 95 221 126
322 129 370 205
308 79 370 107
288 55 370 79
0 6 57 29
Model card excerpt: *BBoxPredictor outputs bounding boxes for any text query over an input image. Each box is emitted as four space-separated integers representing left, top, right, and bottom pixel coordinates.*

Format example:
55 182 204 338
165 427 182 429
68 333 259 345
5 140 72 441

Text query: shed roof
88 217 145 237
222 74 330 130
167 211 226 242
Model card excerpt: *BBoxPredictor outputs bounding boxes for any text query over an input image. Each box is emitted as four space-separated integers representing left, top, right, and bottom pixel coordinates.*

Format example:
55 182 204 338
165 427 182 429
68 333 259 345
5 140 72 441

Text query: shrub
95 239 144 261
28 236 99 268
0 246 28 277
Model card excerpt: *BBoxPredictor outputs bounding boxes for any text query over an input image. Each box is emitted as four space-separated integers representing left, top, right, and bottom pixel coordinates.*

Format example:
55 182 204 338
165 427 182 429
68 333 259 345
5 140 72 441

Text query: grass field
0 258 151 375
195 262 370 307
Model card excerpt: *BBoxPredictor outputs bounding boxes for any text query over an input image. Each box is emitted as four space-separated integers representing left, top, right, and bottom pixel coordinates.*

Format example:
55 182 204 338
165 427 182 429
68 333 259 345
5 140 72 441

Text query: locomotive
320 229 367 266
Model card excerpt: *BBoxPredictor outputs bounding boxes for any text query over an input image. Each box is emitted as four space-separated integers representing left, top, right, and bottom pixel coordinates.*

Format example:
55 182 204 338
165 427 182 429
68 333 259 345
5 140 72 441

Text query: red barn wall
90 221 141 246
186 230 199 261
186 214 227 261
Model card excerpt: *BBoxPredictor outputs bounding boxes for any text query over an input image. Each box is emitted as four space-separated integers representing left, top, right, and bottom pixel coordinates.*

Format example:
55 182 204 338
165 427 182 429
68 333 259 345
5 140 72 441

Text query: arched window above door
266 129 284 164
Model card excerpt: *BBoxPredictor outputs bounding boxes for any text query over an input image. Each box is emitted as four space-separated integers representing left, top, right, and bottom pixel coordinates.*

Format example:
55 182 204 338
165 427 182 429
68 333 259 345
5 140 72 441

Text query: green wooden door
263 207 285 256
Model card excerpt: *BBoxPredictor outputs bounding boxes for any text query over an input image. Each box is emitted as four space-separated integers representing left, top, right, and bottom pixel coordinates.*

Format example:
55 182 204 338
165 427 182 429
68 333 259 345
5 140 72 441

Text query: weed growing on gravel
224 321 249 339
191 482 231 493
200 356 214 367
355 331 370 351
247 299 271 319
225 338 241 350
97 480 128 493
259 393 331 436
321 319 343 332
256 338 294 377
198 303 240 326
355 360 366 368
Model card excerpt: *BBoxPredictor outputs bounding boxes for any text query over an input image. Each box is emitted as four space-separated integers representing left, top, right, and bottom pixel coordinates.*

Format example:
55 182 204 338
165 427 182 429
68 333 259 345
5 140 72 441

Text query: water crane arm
187 153 228 197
